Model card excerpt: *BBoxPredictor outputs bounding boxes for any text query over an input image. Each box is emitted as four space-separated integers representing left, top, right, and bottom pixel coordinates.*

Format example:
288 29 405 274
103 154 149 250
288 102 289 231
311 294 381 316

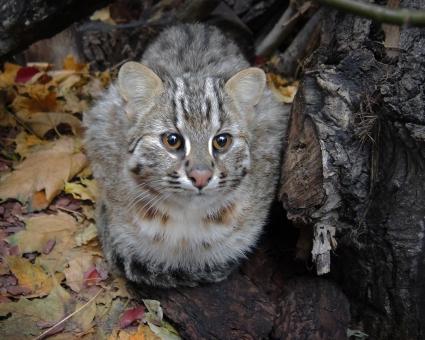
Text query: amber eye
162 133 184 150
212 133 232 152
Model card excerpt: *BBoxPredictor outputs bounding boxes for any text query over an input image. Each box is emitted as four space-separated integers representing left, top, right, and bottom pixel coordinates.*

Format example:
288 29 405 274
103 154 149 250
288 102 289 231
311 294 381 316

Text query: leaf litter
0 56 178 339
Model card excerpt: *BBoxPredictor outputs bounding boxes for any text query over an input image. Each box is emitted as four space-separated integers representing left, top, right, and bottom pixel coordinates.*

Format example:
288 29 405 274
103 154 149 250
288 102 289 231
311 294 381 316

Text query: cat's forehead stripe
174 77 186 128
172 76 224 129
204 78 217 127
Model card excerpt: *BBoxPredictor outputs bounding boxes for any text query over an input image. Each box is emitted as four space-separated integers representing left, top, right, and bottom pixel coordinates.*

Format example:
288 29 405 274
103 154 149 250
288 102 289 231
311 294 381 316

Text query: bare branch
318 0 425 26
255 2 313 58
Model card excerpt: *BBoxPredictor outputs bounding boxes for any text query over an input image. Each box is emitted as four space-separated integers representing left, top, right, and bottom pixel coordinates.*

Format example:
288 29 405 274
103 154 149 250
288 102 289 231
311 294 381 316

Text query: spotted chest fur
84 23 288 287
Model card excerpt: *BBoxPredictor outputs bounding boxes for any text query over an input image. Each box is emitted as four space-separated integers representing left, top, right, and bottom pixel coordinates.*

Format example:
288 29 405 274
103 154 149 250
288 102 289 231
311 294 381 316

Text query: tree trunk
280 0 425 338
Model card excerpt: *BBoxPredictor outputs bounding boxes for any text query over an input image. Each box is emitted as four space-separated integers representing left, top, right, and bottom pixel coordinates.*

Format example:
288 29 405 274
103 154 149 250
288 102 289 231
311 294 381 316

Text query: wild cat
84 23 287 287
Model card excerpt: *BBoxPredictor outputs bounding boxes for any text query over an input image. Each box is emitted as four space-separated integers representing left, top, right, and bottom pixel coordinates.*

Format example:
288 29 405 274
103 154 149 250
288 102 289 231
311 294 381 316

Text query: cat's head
118 62 266 205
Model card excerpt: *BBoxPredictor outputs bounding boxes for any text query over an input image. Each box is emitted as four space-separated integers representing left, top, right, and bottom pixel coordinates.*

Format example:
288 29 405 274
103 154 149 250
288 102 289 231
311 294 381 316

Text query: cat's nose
188 168 212 189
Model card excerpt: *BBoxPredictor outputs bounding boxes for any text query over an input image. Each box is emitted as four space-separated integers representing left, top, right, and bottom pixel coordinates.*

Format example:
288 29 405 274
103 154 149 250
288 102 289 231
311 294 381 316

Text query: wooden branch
255 1 319 59
318 0 425 26
274 9 322 77
255 4 299 58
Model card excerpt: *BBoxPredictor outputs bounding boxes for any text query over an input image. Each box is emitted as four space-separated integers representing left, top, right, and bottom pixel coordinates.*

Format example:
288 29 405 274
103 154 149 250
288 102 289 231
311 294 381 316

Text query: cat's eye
212 133 232 152
162 133 184 151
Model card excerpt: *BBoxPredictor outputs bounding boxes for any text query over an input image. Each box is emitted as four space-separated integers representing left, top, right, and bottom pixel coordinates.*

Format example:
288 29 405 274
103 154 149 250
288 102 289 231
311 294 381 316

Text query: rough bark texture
0 0 111 59
280 0 425 338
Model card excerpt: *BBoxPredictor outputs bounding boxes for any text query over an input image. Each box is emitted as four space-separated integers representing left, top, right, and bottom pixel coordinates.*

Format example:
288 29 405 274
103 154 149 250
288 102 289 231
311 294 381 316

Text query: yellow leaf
14 131 46 157
7 212 79 254
65 178 98 202
267 73 299 104
0 63 21 88
81 204 95 220
90 6 116 25
0 137 87 208
15 111 83 138
109 325 160 340
6 256 54 297
63 55 89 73
75 223 98 246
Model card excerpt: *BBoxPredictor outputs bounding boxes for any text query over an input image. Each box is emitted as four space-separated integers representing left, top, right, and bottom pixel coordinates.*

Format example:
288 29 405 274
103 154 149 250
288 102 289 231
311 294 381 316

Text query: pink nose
188 169 212 189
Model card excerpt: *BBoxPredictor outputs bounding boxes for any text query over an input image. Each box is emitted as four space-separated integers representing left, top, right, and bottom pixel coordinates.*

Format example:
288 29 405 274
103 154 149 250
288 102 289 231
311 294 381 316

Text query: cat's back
141 23 249 79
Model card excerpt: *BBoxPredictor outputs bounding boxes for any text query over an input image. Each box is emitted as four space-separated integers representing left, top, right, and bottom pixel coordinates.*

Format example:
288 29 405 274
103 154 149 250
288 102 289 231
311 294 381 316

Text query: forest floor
0 49 297 338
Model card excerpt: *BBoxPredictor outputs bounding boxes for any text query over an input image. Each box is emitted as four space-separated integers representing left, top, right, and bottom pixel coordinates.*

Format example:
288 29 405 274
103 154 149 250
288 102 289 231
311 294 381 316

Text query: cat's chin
166 189 225 206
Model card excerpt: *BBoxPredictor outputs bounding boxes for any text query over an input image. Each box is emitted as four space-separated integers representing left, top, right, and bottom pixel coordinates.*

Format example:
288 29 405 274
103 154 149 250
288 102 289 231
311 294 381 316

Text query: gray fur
84 23 289 287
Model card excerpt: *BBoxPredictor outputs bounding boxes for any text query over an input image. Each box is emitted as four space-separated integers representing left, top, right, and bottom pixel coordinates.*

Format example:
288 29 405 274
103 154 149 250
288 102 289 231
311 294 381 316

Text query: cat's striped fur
84 24 289 287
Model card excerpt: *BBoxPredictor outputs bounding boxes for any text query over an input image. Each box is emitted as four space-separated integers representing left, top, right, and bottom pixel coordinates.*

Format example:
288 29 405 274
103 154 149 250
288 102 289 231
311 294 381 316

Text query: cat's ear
118 62 164 113
225 67 266 107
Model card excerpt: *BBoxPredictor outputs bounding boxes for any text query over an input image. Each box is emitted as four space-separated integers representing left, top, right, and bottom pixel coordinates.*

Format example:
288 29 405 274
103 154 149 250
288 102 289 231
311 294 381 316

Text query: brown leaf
6 256 54 297
12 88 59 113
15 111 83 138
0 137 87 208
63 252 94 292
14 131 46 157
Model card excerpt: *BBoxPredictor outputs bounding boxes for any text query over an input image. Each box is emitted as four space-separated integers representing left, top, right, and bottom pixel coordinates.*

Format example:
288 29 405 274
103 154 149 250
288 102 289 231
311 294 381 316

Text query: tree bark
280 0 425 338
0 0 111 60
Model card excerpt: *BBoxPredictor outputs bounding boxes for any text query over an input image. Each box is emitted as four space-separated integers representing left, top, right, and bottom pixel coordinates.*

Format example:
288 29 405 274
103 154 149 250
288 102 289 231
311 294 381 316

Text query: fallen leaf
81 204 95 220
0 284 71 339
12 87 59 113
96 297 129 338
119 306 145 329
7 285 32 296
267 73 299 103
110 325 160 340
83 266 107 287
143 300 163 326
63 252 94 292
6 256 54 297
43 239 56 255
69 298 97 333
0 105 17 127
110 277 131 299
63 55 89 73
14 131 46 157
147 322 181 340
90 6 117 25
15 111 83 138
65 178 98 202
0 137 87 208
31 190 50 210
0 63 21 88
7 212 79 254
75 223 97 246
15 66 40 84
